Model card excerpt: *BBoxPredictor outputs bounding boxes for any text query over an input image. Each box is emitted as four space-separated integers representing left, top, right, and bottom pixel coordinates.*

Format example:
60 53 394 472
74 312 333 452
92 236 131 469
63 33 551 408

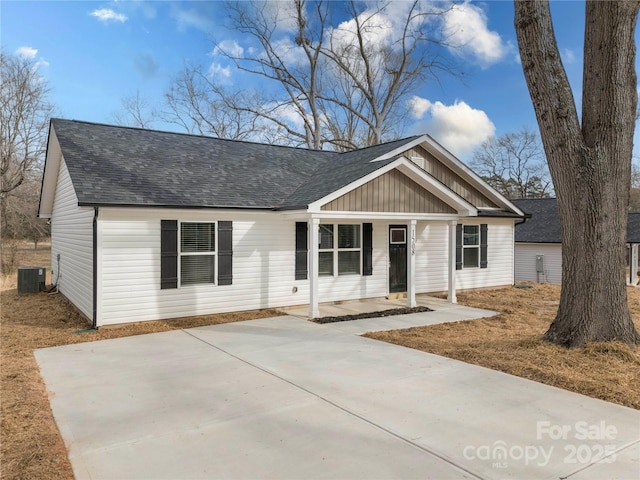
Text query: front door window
389 226 407 293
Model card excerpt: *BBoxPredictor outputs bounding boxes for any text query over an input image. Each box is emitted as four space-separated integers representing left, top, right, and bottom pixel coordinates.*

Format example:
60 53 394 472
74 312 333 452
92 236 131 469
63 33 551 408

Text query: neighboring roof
513 198 640 243
47 118 420 210
628 213 640 243
512 198 561 243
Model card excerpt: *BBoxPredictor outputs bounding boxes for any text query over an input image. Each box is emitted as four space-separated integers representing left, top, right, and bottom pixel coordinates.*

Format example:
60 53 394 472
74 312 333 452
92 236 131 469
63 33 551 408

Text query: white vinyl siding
456 219 515 290
98 211 390 325
414 221 449 292
50 157 94 320
97 211 515 325
514 243 562 284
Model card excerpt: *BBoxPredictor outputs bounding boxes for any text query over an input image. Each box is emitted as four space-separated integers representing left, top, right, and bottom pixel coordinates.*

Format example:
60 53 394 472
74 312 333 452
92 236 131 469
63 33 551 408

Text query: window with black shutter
161 220 178 289
362 223 373 276
295 222 308 280
161 220 233 288
456 223 488 269
218 221 233 285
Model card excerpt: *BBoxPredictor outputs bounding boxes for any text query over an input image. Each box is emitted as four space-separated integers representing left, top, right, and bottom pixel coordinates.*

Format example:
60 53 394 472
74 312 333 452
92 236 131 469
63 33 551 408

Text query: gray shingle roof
513 198 640 243
512 198 561 243
51 118 420 210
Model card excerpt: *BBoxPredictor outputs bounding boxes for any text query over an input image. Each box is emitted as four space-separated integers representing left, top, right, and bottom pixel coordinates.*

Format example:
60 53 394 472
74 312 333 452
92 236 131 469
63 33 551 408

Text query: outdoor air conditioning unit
17 266 46 294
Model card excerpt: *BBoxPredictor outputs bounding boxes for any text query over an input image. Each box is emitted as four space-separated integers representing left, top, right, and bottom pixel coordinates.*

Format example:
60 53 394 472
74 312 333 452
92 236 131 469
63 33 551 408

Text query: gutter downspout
92 207 98 329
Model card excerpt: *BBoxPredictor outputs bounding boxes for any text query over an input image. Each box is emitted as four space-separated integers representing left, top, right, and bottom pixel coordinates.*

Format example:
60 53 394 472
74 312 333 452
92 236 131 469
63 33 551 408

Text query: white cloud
15 46 38 59
263 1 300 33
90 8 128 23
330 11 394 51
409 96 432 119
561 48 577 64
207 62 232 80
442 1 508 67
267 37 308 66
174 8 213 33
262 102 306 130
410 97 495 156
212 40 244 58
14 46 49 70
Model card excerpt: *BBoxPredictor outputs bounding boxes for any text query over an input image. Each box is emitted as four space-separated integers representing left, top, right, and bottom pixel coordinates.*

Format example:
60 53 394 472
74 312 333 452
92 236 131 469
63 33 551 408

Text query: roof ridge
337 135 422 156
50 117 339 155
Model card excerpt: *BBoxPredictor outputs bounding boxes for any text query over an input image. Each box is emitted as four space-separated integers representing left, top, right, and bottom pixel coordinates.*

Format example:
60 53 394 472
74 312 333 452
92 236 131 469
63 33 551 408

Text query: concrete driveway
36 315 639 480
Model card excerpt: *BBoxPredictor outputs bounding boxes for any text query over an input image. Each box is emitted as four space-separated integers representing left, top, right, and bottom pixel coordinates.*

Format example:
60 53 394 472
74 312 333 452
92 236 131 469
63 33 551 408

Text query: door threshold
387 292 407 300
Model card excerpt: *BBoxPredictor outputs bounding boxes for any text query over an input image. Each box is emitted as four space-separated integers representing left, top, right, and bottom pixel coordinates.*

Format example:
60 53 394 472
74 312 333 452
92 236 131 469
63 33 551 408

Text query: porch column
447 220 457 303
629 244 639 286
309 217 320 319
407 220 417 308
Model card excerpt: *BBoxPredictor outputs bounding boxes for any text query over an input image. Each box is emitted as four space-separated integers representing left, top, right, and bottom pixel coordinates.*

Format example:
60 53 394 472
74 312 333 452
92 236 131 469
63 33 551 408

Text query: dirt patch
365 283 640 410
313 306 432 324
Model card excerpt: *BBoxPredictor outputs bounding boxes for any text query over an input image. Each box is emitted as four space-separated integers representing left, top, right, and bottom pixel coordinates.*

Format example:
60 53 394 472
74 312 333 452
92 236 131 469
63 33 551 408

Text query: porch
277 294 497 334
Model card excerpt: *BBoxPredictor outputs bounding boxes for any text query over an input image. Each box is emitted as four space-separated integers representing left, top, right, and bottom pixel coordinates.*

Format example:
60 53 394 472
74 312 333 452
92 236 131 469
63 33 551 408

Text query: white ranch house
39 119 525 327
513 198 640 286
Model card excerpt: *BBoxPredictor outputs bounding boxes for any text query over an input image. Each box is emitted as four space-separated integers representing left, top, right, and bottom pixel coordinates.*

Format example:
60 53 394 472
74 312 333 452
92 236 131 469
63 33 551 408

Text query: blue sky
2 1 634 160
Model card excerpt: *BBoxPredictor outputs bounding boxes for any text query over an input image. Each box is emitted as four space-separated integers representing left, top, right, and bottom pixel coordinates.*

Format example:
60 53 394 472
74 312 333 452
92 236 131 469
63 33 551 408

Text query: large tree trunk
515 0 640 347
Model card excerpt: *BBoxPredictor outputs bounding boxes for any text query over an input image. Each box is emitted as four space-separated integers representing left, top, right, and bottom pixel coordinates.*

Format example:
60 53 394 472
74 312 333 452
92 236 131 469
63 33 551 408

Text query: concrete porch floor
277 294 498 335
277 293 442 319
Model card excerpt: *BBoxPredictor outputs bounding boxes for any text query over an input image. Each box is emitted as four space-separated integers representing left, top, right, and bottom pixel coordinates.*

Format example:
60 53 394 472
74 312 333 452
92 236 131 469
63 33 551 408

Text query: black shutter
362 223 373 276
455 224 463 270
295 222 308 280
480 223 488 269
161 220 178 289
218 221 233 285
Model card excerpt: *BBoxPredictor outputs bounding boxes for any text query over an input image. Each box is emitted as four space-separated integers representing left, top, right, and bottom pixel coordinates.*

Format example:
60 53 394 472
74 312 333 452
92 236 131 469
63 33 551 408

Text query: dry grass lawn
0 241 279 480
2 242 640 479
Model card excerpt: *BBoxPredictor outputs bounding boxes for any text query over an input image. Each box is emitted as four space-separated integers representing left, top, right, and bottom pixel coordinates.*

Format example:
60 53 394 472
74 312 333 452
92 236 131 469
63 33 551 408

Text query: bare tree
630 159 640 211
0 51 53 273
216 0 328 148
322 0 452 148
1 52 52 197
112 90 156 129
472 128 552 199
163 0 456 149
515 0 640 346
2 175 49 250
162 65 260 140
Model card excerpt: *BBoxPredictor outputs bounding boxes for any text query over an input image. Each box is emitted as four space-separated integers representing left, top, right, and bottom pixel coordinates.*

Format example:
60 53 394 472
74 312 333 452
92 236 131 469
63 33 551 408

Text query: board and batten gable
406 145 498 208
321 169 456 214
50 157 94 319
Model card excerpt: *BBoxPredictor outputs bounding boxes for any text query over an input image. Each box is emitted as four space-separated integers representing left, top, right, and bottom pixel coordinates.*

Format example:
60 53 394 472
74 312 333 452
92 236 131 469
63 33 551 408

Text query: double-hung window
318 224 361 276
180 222 216 286
462 225 480 268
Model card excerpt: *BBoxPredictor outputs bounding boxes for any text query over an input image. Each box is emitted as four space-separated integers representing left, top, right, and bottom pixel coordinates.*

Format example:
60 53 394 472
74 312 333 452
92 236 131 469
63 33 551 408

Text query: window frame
462 224 480 269
178 221 217 287
389 227 406 245
318 223 362 277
